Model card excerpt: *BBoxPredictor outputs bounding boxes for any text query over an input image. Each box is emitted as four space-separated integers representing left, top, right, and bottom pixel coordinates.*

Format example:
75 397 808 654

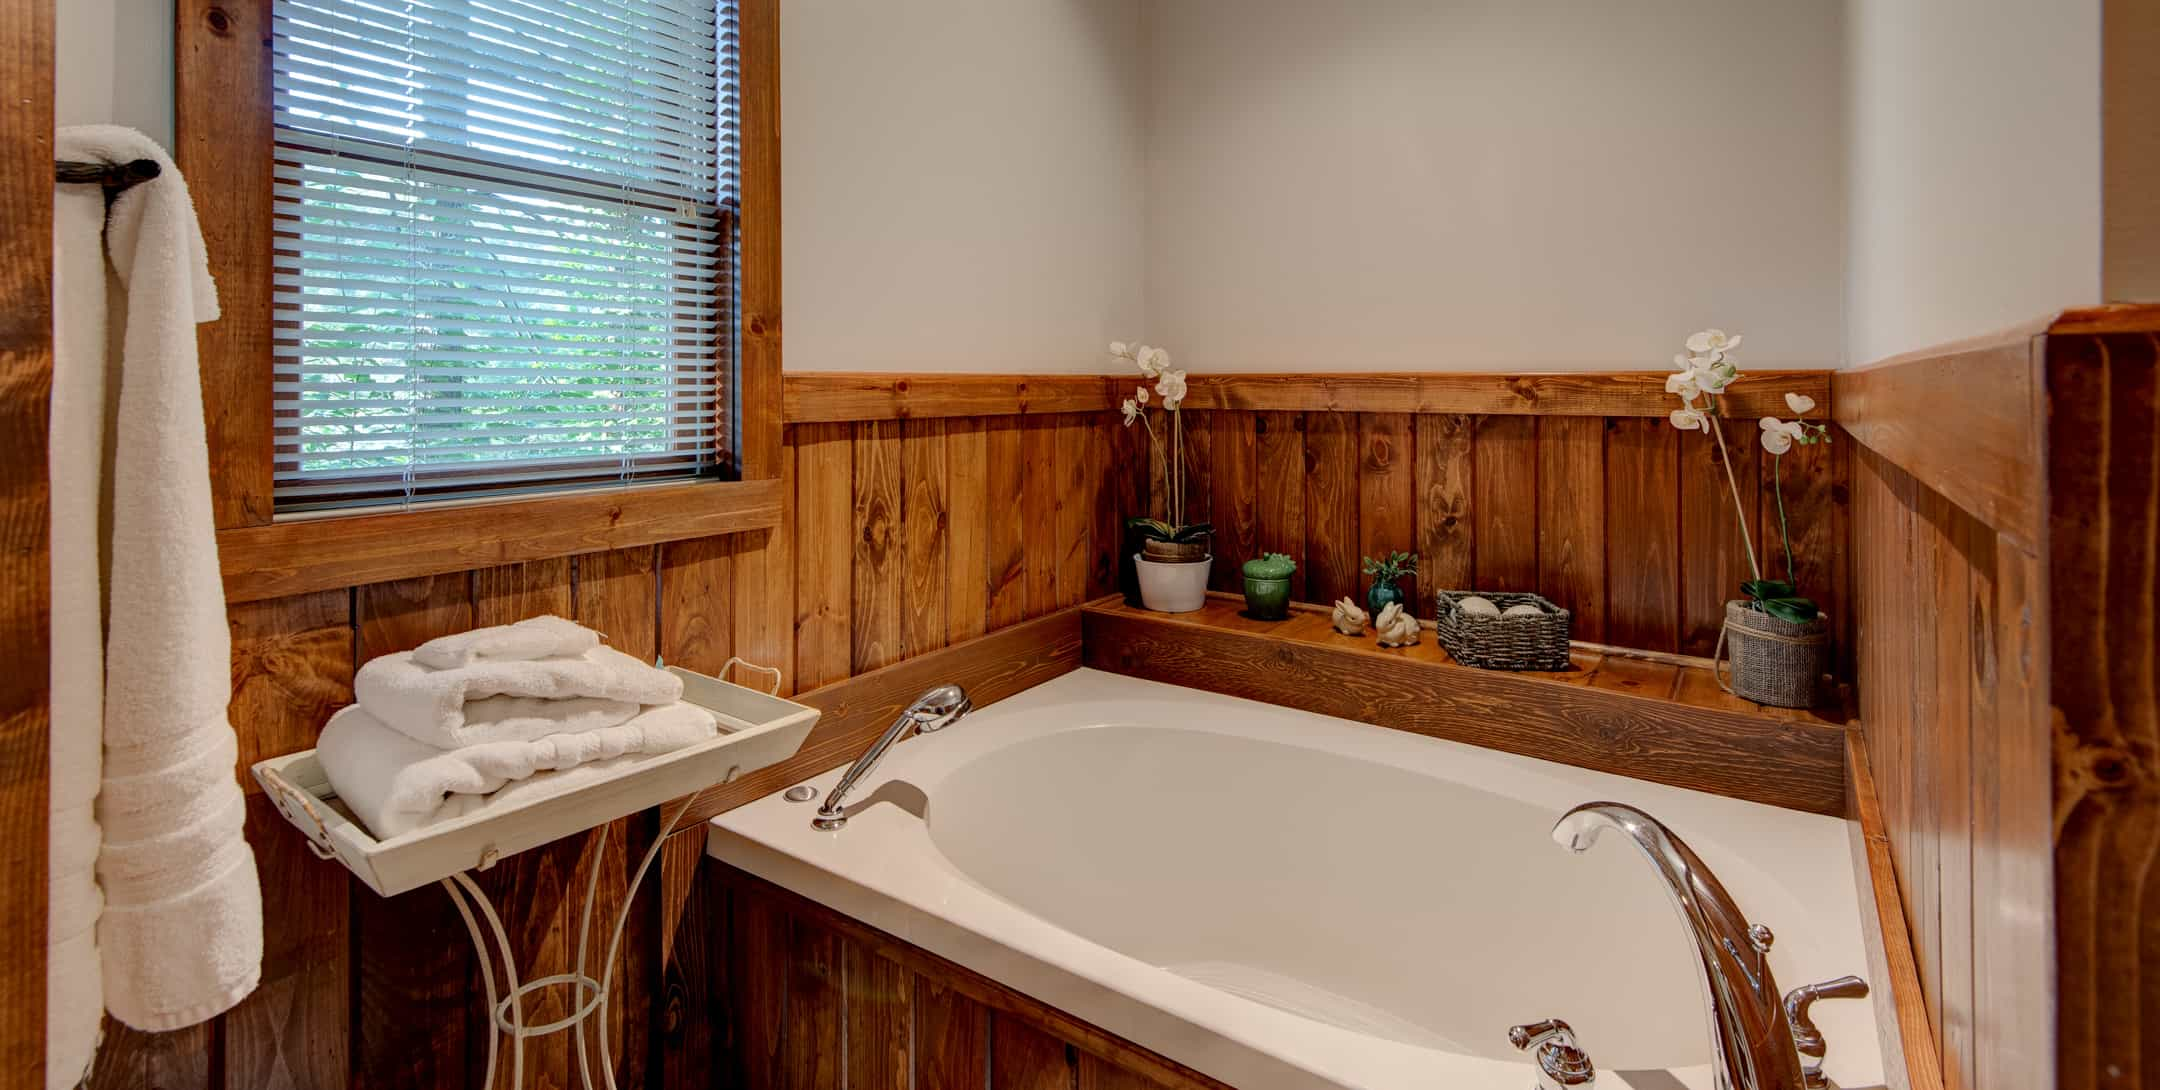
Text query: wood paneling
1172 407 1848 656
716 866 1229 1090
2 3 53 1083
1084 598 1850 815
786 373 1119 423
1847 732 1947 1090
1179 370 1829 418
2049 330 2160 1090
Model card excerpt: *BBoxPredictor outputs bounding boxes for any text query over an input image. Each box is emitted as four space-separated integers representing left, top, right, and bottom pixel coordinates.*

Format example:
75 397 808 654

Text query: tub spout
812 684 971 831
1551 802 1806 1090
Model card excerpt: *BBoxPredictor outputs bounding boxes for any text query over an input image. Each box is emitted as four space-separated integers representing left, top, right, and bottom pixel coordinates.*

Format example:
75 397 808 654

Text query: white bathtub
707 669 1884 1090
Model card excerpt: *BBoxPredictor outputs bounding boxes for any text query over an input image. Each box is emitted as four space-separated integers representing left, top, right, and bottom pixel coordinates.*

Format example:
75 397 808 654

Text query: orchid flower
1785 392 1816 415
1670 406 1709 432
1121 398 1140 425
1155 369 1188 410
1758 416 1803 455
1665 371 1703 402
1686 329 1743 357
1136 346 1170 378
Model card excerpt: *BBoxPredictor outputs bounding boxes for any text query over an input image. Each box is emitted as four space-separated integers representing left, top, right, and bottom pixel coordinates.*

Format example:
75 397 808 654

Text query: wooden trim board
678 607 1084 826
1832 329 2047 550
1083 598 1849 815
218 477 783 602
786 370 1833 423
1847 731 1947 1090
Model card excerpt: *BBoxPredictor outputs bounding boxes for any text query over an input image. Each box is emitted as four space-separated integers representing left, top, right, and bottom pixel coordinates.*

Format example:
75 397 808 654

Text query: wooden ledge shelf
1081 597 1850 816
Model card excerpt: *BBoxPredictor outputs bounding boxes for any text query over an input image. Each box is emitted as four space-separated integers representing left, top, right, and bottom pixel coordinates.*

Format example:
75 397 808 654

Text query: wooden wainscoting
1834 321 2057 1090
1152 385 1851 672
708 865 1236 1090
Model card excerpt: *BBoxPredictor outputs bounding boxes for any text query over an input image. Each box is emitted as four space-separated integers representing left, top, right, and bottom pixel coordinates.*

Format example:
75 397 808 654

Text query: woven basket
1434 590 1573 671
1715 599 1830 708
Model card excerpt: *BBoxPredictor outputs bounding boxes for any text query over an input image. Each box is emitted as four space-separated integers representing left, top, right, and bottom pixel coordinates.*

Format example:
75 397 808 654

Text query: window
270 0 739 512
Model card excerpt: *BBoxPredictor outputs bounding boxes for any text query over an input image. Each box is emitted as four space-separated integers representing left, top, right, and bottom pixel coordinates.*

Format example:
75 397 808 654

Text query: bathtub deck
1082 595 1853 814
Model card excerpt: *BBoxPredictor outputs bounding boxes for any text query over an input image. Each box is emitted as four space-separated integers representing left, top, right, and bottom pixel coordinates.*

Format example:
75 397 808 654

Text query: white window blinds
270 0 737 512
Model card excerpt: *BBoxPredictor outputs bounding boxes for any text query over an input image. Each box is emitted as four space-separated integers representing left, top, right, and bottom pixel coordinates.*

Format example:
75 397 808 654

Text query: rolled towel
354 645 683 749
412 615 599 670
317 701 720 839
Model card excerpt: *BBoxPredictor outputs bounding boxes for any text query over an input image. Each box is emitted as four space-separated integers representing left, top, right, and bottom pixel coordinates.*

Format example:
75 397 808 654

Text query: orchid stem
1775 452 1795 584
1705 405 1764 583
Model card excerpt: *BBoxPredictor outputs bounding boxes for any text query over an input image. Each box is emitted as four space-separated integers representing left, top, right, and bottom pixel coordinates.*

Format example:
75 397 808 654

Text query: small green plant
1360 551 1418 586
1242 552 1296 579
1127 517 1214 544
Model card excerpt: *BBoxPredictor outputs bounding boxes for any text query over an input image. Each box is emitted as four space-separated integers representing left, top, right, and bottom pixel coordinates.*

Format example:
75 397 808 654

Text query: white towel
354 644 684 749
47 169 109 1090
412 614 600 670
317 702 720 839
52 126 263 1040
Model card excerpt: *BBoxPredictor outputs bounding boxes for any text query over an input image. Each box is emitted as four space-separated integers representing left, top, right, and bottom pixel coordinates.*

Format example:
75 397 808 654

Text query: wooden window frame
177 0 783 604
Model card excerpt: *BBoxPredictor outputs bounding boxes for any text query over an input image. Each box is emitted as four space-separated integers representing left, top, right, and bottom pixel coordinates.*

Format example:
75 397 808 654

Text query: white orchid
1665 371 1704 402
1785 392 1816 415
1155 369 1188 410
1135 387 1149 404
1670 406 1709 432
1758 416 1803 455
1109 341 1132 359
1136 345 1171 378
1692 360 1738 394
1686 329 1743 357
1121 398 1140 425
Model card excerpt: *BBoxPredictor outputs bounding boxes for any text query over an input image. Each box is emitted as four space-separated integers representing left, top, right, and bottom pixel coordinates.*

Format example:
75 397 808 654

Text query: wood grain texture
179 0 275 528
1252 412 1307 598
903 419 951 657
1414 413 1475 600
735 0 782 480
2048 331 2159 1090
1357 413 1416 607
1604 419 1681 652
1833 331 2045 551
1303 412 1360 605
1537 416 1606 643
1083 599 1848 815
658 829 717 1090
1056 414 1094 607
1678 417 1758 657
716 867 1238 1090
786 373 1117 422
731 434 796 694
946 419 990 644
851 420 903 674
662 534 737 676
985 418 1029 632
1023 417 1059 616
1472 414 1537 594
1848 732 1948 1090
0 4 49 1081
794 423 855 690
1179 370 1829 418
1209 410 1258 594
219 478 784 603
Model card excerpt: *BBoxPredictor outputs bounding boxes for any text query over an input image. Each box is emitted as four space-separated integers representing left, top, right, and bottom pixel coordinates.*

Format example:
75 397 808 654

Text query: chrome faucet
812 683 971 830
1547 802 1868 1090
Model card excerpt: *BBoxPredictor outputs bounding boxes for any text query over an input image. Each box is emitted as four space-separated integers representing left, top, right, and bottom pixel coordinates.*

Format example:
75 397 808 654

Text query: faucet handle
1508 1019 1596 1089
1782 975 1869 1089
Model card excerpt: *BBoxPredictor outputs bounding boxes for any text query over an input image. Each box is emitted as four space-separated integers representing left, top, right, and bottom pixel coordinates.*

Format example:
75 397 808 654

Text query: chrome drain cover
783 785 818 803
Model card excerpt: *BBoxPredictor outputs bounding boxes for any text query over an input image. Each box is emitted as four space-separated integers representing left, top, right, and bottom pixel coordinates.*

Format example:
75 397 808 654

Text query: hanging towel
46 152 112 1090
316 702 720 838
58 126 263 1036
412 614 600 670
354 644 684 749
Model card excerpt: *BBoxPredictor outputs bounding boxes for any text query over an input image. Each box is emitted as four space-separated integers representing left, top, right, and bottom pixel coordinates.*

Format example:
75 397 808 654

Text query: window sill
217 477 784 603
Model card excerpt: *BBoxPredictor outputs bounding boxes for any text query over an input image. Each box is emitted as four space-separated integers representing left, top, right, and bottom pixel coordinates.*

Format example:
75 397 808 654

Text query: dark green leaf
1761 596 1820 624
1741 579 1796 600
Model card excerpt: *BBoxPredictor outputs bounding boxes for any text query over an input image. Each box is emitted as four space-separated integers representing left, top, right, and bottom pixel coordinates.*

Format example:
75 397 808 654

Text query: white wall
1142 0 1847 372
780 0 1148 373
56 0 173 147
1844 0 2102 365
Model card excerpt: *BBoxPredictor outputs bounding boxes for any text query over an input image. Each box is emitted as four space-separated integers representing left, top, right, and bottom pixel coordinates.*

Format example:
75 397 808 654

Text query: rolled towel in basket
317 701 720 839
355 644 684 749
411 614 599 670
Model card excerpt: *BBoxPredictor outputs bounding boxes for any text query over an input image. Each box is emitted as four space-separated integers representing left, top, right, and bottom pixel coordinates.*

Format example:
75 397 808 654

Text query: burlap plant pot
1715 599 1830 709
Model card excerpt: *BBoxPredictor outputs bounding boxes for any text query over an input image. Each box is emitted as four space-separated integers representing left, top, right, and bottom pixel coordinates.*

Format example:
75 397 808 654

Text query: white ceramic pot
1134 553 1212 613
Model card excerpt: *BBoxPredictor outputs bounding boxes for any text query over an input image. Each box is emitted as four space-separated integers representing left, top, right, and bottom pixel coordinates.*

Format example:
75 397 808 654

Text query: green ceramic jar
1241 553 1297 620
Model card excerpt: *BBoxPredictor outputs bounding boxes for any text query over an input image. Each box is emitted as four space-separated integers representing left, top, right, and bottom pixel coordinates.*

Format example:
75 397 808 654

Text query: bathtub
707 669 1885 1090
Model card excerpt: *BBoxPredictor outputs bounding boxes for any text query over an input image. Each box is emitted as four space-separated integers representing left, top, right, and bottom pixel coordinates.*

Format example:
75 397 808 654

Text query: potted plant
1240 553 1296 620
1115 342 1211 612
1665 329 1833 708
1361 551 1418 617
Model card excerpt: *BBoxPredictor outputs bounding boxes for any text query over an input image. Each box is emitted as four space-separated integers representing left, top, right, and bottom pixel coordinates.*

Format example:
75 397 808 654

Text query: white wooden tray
252 666 818 897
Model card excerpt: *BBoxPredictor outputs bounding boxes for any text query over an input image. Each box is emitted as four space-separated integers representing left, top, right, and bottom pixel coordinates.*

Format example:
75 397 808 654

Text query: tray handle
256 763 341 862
718 656 784 695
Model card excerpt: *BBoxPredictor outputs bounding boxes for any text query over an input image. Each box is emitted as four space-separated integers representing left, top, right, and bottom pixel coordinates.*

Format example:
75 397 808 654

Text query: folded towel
354 645 684 749
317 702 720 839
412 615 599 670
